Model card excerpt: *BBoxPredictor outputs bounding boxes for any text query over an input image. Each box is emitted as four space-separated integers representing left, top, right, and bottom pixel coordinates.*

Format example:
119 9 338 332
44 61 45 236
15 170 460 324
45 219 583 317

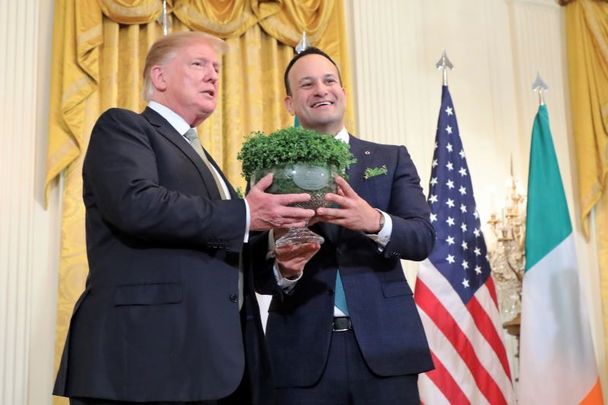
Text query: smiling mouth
311 101 333 108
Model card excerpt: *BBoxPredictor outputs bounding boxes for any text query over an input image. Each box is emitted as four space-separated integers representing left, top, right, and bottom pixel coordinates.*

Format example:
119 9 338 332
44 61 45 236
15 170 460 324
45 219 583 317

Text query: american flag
415 86 514 404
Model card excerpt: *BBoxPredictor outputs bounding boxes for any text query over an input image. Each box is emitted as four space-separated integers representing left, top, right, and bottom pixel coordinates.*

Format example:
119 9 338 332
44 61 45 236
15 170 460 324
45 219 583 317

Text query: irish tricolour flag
518 104 603 404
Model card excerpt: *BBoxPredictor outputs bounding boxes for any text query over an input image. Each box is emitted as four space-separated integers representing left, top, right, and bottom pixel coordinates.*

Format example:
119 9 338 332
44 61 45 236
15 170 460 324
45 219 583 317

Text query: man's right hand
246 173 315 231
275 241 321 278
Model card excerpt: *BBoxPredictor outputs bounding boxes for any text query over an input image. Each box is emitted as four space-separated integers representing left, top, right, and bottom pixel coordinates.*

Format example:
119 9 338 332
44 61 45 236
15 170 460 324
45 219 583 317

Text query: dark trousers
275 330 420 405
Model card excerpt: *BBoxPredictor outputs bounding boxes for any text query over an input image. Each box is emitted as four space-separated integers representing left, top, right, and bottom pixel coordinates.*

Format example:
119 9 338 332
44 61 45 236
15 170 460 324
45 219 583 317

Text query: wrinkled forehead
181 41 218 58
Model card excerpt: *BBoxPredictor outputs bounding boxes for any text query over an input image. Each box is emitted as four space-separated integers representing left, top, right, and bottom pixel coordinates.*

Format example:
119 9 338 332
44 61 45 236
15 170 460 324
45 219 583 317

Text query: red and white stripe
415 260 514 405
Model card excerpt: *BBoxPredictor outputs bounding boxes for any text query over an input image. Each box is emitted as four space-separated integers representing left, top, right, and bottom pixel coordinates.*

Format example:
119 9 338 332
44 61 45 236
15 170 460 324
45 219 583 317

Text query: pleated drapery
563 0 608 376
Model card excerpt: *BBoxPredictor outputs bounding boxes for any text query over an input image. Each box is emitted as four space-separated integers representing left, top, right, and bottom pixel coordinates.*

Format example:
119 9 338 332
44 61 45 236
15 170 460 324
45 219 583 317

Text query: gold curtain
563 0 608 376
47 1 354 403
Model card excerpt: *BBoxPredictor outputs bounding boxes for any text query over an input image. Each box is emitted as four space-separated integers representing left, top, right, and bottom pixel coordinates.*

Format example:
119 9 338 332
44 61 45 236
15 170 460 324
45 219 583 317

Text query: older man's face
158 41 220 126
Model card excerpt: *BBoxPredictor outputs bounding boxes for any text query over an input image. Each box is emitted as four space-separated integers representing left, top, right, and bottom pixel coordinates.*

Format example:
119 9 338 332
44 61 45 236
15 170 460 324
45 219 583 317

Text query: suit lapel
316 135 377 244
347 135 379 207
142 107 222 200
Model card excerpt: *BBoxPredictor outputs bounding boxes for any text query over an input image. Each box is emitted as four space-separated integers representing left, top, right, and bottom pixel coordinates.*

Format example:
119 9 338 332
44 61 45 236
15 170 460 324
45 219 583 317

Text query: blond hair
142 31 227 101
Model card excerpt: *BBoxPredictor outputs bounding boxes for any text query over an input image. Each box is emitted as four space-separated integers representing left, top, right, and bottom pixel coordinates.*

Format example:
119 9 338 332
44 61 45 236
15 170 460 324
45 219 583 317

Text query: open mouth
201 90 215 97
311 101 333 108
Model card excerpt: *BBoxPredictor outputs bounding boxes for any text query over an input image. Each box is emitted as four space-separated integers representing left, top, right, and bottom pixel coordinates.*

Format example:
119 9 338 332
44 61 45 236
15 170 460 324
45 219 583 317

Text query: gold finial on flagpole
531 72 548 106
435 50 454 86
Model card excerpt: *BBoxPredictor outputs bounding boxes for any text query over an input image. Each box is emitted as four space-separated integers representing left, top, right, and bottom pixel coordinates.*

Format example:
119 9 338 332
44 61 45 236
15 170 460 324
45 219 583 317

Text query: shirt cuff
243 199 250 243
273 263 302 293
365 210 392 249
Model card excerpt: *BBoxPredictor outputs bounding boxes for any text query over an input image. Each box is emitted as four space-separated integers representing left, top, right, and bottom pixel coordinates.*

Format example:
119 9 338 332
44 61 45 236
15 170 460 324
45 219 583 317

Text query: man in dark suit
255 48 435 404
53 31 315 405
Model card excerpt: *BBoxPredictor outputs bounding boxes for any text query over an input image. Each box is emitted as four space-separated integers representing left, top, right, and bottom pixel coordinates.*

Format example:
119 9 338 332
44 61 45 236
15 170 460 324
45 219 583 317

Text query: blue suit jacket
54 107 272 403
255 135 435 387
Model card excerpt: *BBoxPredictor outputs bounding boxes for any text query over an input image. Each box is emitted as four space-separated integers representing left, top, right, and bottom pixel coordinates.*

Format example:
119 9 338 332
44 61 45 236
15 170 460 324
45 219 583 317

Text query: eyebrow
298 73 337 83
192 56 221 69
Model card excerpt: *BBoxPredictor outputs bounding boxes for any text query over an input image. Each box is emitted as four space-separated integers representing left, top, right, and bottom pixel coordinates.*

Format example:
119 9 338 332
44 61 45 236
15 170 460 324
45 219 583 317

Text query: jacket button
229 294 238 303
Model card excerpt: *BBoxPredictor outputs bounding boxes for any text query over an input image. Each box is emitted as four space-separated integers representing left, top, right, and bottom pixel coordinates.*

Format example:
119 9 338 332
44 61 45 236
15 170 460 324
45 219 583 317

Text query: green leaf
237 127 356 181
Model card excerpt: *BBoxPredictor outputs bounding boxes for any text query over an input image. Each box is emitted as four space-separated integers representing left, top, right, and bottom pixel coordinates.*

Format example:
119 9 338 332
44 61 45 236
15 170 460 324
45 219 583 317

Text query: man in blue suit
53 31 315 405
255 48 435 404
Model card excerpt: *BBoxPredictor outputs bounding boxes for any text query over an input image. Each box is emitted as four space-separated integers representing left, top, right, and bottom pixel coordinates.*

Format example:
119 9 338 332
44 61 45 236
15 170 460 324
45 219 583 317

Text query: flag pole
295 32 310 54
531 72 548 106
435 50 454 86
159 0 170 36
292 32 310 127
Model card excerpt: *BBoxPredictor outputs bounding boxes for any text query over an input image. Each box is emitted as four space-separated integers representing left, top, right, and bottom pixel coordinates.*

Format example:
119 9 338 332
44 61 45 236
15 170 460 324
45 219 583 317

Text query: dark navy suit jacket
255 135 435 387
53 107 271 403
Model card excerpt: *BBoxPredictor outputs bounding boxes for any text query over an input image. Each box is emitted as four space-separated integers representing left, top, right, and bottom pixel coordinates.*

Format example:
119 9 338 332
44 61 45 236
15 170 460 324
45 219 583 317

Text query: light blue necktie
334 271 349 315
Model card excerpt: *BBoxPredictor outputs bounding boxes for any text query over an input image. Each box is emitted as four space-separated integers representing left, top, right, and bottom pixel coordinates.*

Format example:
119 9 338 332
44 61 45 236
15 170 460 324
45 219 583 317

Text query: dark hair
283 47 343 96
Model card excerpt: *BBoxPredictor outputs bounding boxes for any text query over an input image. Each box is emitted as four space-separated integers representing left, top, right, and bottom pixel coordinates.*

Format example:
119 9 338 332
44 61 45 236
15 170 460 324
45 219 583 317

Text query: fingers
277 192 312 205
316 206 345 219
275 206 315 221
334 176 355 197
275 242 320 259
251 173 273 191
275 241 321 276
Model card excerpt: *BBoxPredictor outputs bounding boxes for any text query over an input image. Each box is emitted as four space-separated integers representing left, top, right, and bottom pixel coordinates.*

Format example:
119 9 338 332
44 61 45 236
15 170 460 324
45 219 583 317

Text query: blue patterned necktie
334 271 349 315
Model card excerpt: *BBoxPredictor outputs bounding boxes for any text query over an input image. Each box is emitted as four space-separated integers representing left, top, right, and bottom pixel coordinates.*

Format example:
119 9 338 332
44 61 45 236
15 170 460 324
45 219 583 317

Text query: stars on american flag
427 96 492 302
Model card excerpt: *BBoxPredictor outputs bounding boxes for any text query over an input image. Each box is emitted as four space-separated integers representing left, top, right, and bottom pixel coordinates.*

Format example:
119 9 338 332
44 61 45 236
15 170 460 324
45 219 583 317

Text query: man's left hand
316 176 382 234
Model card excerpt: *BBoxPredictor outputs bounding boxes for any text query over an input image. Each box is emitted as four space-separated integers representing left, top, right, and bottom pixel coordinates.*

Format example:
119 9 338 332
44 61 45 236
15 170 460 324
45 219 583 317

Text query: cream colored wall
346 0 605 396
0 0 59 404
1 0 604 403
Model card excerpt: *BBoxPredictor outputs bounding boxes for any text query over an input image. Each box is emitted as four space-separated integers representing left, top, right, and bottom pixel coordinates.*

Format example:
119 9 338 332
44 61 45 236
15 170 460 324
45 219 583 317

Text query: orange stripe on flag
580 379 603 405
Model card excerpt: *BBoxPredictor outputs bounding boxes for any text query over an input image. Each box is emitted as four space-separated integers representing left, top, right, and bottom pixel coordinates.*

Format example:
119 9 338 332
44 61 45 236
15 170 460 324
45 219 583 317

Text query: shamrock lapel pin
364 165 387 180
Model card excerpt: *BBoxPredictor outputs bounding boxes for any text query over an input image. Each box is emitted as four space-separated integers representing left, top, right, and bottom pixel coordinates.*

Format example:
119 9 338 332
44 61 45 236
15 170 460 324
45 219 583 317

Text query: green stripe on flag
525 104 572 271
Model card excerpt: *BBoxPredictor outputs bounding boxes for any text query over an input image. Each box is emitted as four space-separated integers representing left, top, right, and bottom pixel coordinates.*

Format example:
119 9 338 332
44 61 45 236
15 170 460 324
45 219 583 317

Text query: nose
205 66 219 84
313 82 329 96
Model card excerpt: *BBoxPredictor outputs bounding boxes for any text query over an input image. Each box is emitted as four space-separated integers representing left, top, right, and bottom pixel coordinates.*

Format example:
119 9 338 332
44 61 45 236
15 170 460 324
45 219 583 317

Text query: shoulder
96 107 142 124
348 133 403 150
348 134 407 159
93 108 154 133
89 108 157 149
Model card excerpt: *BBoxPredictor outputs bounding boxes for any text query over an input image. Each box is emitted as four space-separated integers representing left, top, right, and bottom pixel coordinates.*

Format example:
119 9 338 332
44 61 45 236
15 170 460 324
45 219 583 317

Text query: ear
284 95 295 115
150 65 167 92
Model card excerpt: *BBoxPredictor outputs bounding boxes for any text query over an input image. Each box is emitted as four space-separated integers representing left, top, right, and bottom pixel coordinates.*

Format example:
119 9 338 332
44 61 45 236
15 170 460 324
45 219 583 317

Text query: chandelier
487 174 526 337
